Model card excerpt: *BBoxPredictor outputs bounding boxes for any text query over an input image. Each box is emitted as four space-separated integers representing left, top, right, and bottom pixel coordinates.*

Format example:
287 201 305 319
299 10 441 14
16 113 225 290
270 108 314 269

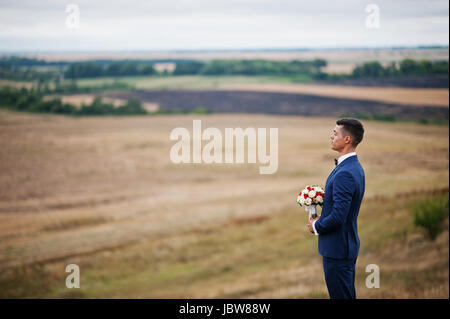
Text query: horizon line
0 44 448 55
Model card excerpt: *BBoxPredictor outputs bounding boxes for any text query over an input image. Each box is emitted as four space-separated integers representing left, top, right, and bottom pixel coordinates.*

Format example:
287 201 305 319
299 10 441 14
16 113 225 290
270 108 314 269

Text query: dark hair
336 118 364 147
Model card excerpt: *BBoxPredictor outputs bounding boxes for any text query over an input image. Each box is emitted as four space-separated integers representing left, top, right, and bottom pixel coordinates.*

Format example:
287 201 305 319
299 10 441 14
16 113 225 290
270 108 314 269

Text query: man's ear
344 135 352 144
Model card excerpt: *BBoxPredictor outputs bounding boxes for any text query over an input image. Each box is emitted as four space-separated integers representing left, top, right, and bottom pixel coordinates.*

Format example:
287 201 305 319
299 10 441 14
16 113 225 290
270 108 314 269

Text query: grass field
0 109 448 298
46 94 160 112
75 74 313 89
3 72 448 108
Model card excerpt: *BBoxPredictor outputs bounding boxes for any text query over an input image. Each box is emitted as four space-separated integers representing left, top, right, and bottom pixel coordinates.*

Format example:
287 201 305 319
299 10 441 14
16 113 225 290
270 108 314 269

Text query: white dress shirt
312 152 357 235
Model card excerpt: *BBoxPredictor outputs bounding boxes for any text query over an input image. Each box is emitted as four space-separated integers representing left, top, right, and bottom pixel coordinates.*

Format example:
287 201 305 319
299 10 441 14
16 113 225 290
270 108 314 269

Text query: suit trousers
322 256 357 299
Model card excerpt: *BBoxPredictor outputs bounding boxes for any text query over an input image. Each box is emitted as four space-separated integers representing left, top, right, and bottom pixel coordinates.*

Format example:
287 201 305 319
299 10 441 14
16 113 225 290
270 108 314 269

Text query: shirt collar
337 152 357 165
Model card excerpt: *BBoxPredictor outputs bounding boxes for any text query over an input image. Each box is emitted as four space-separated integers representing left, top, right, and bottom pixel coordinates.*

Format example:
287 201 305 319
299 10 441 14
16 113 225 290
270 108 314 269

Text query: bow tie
334 158 338 166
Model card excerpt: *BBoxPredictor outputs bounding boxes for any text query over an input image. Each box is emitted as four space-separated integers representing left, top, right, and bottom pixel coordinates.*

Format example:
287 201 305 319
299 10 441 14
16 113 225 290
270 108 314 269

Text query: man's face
330 125 348 151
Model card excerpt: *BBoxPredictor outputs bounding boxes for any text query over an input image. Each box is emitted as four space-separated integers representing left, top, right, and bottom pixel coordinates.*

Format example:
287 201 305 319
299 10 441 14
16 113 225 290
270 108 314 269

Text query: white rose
305 197 312 205
298 196 305 205
315 195 323 204
308 190 316 198
302 189 309 195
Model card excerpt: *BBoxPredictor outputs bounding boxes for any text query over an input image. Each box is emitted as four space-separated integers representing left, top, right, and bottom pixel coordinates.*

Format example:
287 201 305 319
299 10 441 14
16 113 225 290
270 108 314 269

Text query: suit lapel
325 155 358 187
326 166 339 188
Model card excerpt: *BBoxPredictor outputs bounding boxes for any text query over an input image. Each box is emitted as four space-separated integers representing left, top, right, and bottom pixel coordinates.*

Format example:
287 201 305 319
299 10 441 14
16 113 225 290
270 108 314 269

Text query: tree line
0 86 148 116
0 56 66 81
0 86 213 116
36 58 450 79
351 59 448 78
173 59 327 76
0 55 448 81
63 59 328 78
65 61 158 78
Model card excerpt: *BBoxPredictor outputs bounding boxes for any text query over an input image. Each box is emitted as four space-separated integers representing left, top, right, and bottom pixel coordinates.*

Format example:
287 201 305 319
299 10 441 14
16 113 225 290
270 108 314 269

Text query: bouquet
296 185 324 219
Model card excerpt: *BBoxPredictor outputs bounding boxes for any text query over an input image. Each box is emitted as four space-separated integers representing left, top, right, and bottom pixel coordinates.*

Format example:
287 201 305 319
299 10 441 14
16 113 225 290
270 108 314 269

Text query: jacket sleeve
314 171 355 235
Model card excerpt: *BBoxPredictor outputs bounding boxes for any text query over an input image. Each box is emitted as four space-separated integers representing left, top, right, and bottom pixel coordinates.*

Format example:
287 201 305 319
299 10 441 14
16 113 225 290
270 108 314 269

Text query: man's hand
307 215 320 234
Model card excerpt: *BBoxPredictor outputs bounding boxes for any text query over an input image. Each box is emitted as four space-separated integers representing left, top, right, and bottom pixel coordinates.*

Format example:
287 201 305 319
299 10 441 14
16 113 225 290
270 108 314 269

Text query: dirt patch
215 83 449 106
105 89 449 121
322 75 449 89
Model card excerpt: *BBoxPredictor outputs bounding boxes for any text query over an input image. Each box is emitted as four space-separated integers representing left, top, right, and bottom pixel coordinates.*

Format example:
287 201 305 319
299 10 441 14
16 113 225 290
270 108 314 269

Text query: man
307 118 365 299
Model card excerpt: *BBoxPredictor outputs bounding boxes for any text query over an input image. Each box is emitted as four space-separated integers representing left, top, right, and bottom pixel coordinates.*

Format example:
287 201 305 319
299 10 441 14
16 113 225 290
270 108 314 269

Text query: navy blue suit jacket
314 155 365 260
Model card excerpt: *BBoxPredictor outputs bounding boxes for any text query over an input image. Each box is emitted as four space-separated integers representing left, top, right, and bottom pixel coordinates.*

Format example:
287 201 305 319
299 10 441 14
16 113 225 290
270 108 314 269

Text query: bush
338 113 396 122
352 61 385 78
78 97 115 115
173 61 205 75
416 118 448 126
114 98 147 115
371 113 396 122
191 107 211 114
412 195 449 240
351 59 449 78
188 59 324 76
65 61 157 78
0 87 147 116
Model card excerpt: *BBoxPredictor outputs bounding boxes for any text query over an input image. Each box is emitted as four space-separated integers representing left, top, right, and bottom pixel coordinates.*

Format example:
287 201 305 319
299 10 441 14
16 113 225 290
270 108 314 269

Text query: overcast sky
0 0 448 52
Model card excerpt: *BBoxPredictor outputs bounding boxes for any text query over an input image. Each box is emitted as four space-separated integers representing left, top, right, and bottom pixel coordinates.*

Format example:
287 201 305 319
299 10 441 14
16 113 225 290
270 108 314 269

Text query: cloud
0 0 448 51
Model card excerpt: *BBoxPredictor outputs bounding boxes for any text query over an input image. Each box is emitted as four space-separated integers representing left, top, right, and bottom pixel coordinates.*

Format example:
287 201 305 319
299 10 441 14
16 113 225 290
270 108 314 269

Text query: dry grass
0 80 34 89
43 94 97 108
43 94 160 112
0 109 448 298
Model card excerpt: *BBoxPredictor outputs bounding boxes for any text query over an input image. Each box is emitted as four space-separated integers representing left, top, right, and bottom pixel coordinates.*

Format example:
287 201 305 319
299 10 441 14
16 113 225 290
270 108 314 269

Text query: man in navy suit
307 118 365 299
